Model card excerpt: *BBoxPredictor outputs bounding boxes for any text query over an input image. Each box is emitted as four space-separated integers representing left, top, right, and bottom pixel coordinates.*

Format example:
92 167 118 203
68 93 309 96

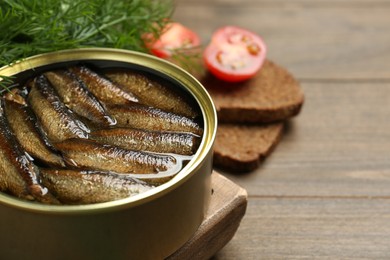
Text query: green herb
170 46 206 78
0 75 15 92
0 0 174 88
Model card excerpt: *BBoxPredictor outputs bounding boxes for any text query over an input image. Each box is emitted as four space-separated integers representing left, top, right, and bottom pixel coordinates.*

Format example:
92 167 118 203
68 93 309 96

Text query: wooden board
169 171 248 259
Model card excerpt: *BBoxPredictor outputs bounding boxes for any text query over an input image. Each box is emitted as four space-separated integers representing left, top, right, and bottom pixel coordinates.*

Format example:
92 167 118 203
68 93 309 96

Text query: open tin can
0 48 217 259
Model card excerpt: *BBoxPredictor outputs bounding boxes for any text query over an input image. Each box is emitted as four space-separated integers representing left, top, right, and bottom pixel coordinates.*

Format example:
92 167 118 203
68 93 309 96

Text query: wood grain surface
173 0 390 259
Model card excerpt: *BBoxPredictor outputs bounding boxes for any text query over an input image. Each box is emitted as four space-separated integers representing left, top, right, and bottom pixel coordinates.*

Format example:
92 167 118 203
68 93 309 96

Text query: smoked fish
0 99 59 204
108 103 203 136
69 66 138 105
3 93 65 167
105 70 199 118
28 75 90 143
40 169 154 204
44 70 116 126
55 139 181 174
90 128 201 155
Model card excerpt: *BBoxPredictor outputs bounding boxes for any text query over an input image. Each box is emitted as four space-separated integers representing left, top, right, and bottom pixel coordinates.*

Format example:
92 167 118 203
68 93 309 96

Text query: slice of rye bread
200 59 304 123
213 123 284 172
197 60 302 171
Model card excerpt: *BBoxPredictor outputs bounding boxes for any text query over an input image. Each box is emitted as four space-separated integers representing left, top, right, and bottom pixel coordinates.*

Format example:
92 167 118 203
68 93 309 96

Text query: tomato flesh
146 22 201 58
204 26 267 82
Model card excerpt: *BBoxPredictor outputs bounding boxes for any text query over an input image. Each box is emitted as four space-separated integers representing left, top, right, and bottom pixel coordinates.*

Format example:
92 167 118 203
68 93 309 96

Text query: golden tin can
0 48 217 259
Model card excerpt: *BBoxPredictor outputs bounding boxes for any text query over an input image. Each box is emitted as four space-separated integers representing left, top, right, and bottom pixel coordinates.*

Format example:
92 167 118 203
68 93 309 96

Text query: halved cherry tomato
203 26 267 82
145 22 201 58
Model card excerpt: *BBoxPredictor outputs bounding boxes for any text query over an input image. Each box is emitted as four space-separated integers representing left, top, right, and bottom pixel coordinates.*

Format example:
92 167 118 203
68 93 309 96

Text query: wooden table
174 0 390 258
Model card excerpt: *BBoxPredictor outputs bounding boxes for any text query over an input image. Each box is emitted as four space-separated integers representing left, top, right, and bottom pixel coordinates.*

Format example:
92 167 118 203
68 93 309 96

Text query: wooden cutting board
168 171 248 259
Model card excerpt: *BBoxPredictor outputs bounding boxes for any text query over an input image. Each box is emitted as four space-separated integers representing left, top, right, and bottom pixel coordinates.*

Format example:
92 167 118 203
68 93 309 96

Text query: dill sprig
169 46 206 78
0 0 174 67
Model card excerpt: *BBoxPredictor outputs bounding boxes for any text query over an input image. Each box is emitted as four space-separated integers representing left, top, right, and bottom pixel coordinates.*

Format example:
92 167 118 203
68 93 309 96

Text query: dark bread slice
213 123 284 172
201 59 304 123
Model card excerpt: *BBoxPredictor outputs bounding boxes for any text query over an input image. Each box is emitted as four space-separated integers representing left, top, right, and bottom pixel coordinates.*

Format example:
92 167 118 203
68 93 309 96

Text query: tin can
0 48 217 259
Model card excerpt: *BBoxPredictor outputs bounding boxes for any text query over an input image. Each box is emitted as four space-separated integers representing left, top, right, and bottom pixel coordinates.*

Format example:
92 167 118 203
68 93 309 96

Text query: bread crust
213 123 284 172
202 60 304 123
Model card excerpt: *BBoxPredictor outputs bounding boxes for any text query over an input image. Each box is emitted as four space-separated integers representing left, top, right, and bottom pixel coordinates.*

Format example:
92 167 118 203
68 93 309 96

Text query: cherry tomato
145 22 201 58
203 26 267 82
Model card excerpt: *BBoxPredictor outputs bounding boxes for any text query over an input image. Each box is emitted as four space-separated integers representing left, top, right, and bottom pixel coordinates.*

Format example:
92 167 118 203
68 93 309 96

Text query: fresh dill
0 0 174 88
170 46 206 78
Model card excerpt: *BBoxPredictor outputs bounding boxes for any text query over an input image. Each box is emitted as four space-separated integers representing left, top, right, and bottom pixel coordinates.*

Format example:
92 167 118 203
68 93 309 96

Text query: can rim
0 47 217 214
